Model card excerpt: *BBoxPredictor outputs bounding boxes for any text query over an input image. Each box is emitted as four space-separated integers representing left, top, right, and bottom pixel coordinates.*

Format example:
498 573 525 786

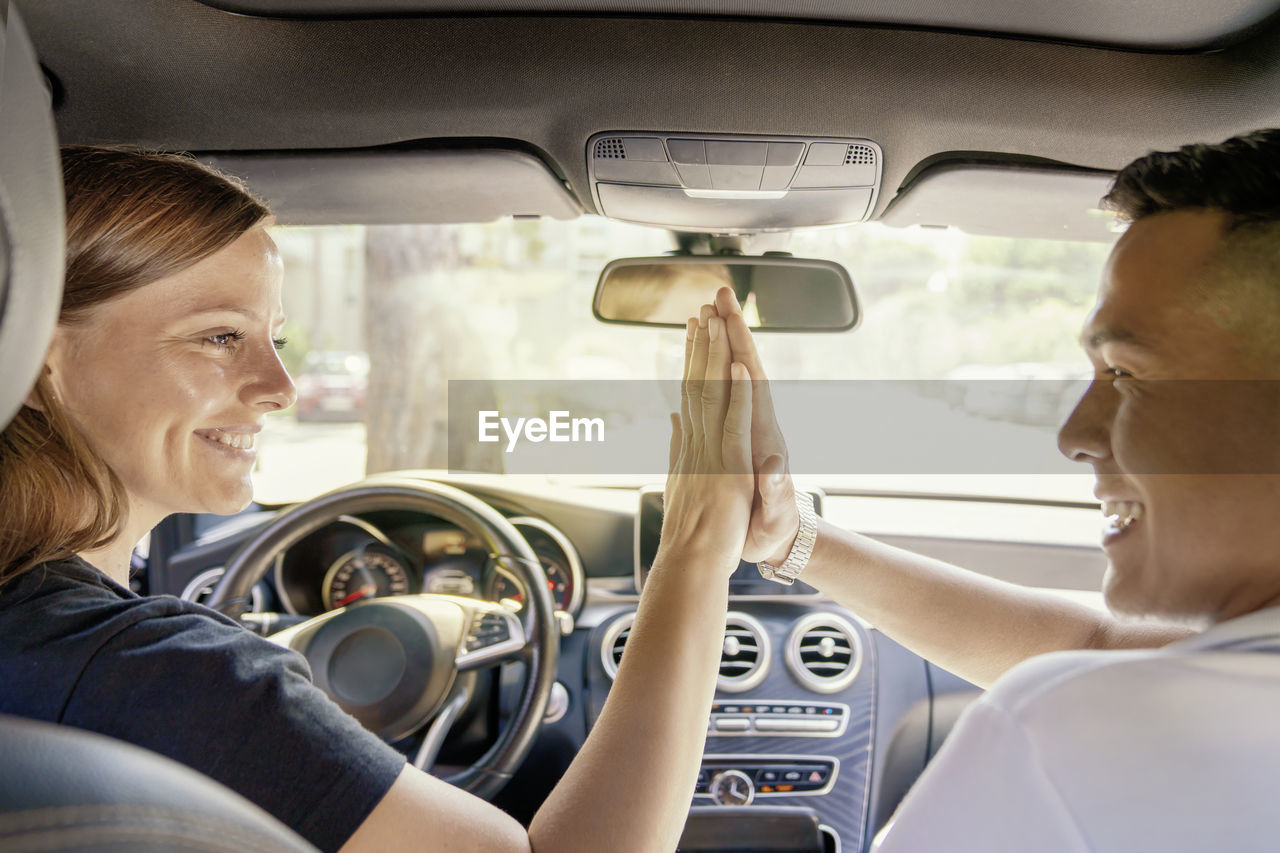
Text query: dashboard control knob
708 769 754 806
543 682 570 724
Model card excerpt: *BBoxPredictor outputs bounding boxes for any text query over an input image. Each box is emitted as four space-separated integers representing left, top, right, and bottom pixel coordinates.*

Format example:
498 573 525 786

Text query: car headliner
18 1 1280 232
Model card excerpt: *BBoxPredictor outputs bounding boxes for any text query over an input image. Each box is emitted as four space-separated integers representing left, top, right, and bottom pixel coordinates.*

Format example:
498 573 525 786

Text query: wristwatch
757 491 817 585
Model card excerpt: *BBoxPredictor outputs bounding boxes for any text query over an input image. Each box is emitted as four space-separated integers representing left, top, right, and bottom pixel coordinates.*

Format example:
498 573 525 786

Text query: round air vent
180 567 261 612
844 144 876 165
600 611 769 691
600 611 636 680
718 612 770 693
595 137 627 159
786 613 862 693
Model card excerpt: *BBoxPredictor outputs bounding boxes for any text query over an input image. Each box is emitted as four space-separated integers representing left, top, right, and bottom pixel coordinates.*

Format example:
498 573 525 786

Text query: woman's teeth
1103 500 1144 530
210 431 254 450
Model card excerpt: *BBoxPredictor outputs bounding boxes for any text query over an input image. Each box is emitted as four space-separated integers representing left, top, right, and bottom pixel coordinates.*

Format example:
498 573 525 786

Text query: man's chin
1102 564 1212 627
1100 564 1149 619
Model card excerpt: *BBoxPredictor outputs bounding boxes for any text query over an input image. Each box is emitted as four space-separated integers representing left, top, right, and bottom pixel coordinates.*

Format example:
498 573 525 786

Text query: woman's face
46 224 296 522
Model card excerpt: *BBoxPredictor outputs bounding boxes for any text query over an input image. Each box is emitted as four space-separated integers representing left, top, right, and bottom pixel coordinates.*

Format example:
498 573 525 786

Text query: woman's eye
206 330 246 349
272 337 289 352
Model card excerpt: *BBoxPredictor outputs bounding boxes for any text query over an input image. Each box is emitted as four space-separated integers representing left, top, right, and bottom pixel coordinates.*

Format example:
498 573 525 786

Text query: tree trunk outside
362 224 502 474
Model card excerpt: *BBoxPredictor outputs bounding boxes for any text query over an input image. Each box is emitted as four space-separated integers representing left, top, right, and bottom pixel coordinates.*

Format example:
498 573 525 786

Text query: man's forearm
802 519 1192 688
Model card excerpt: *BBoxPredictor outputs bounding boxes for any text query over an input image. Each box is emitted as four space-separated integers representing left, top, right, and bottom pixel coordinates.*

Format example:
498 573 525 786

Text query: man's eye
1107 367 1133 380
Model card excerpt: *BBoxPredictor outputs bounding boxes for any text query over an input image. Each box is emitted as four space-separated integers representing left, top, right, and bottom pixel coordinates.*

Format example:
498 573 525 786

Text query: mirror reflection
594 257 859 331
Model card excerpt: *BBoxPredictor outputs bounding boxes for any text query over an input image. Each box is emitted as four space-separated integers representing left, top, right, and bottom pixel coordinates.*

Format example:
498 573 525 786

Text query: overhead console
588 132 882 233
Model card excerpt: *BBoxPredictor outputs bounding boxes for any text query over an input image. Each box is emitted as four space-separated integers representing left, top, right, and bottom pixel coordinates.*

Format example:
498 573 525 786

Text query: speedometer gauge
323 549 411 610
490 551 574 611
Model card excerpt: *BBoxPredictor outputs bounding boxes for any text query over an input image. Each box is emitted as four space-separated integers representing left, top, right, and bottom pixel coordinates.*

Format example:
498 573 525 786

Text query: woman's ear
24 329 66 412
22 365 53 412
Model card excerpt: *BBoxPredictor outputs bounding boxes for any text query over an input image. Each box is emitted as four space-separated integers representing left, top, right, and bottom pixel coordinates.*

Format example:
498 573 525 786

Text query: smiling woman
0 144 766 853
0 146 284 584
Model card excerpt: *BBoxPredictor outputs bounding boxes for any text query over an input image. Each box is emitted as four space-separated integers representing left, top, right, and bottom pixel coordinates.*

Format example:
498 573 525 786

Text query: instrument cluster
273 513 584 621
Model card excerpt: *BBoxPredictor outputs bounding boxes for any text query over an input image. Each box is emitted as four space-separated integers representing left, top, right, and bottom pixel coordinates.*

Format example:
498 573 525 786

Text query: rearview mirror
593 256 860 332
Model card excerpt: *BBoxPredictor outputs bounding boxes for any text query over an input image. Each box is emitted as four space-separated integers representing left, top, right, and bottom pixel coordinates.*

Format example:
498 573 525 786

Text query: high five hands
660 286 801 577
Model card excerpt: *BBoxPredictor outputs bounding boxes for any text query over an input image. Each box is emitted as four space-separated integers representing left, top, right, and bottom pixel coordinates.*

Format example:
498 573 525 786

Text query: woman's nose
245 344 298 412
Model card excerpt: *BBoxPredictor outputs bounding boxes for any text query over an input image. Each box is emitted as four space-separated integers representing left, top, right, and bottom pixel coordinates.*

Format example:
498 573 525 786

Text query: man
710 129 1280 850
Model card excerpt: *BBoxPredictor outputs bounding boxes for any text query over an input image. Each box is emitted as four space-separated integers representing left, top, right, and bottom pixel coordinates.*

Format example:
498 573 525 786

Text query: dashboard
154 475 1106 853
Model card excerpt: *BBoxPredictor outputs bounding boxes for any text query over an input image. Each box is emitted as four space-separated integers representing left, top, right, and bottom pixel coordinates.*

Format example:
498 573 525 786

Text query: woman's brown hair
0 147 269 585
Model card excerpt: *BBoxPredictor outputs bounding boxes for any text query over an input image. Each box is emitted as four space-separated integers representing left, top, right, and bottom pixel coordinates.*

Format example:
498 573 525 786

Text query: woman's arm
344 308 755 852
709 287 1192 690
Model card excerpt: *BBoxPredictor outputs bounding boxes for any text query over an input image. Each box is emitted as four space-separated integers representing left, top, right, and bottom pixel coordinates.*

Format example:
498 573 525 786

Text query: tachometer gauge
323 549 411 610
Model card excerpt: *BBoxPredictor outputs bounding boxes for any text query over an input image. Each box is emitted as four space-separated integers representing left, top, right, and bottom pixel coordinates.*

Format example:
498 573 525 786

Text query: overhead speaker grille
601 611 769 692
844 144 876 166
786 613 862 693
595 138 627 159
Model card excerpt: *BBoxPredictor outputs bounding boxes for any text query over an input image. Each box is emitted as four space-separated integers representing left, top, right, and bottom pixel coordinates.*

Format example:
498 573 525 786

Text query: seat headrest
0 1 63 429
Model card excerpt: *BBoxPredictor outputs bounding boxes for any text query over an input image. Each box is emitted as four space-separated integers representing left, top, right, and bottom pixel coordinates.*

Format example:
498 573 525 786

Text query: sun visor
588 133 881 233
880 164 1120 242
201 149 582 226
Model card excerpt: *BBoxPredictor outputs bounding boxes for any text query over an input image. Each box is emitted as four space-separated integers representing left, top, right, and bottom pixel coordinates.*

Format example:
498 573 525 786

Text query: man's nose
1057 379 1114 463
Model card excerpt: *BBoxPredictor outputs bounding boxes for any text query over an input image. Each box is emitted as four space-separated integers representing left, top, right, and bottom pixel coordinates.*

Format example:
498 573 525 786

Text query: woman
0 146 757 853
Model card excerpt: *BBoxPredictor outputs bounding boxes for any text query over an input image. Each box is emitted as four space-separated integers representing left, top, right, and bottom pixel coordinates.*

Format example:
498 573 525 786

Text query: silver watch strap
757 491 817 585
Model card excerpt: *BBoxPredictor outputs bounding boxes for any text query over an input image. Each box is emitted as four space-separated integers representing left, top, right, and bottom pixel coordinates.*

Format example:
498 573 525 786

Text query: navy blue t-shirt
0 556 406 852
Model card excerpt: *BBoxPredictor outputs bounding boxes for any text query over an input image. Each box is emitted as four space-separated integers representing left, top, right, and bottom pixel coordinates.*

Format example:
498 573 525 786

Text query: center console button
714 717 751 732
754 717 840 733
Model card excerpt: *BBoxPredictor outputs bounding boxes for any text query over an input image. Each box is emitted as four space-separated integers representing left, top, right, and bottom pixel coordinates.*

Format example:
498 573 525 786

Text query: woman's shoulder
0 555 292 719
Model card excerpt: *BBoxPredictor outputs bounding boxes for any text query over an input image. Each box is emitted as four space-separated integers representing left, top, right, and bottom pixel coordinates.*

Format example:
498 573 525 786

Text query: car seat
0 4 316 850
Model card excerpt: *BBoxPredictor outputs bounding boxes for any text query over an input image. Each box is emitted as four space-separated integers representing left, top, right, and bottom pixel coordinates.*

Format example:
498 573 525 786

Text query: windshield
256 218 1112 505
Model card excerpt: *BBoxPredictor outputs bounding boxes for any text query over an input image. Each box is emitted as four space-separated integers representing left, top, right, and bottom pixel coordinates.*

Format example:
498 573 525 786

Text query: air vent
601 611 769 690
786 614 862 693
845 144 876 165
718 612 770 693
601 612 636 679
595 137 627 159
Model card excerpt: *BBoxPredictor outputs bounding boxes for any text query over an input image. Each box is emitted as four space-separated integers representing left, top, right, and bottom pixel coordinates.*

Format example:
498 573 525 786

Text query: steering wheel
206 476 558 800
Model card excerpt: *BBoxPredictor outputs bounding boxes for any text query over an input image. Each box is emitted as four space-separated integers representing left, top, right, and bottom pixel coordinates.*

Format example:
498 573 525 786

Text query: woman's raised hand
711 287 801 566
657 306 755 576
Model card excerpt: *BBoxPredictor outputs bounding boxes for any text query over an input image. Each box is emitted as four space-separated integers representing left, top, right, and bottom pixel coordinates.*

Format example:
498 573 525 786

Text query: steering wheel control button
708 770 755 807
456 607 525 669
465 611 511 651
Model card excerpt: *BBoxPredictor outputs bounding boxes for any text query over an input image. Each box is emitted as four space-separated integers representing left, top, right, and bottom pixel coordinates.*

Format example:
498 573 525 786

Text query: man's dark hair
1103 129 1280 228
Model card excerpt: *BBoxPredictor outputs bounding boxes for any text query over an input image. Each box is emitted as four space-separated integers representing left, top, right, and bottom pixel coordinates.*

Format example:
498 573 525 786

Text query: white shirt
877 606 1280 852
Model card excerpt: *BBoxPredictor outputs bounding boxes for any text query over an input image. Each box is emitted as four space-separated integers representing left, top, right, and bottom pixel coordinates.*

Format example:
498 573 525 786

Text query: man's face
1058 209 1280 625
